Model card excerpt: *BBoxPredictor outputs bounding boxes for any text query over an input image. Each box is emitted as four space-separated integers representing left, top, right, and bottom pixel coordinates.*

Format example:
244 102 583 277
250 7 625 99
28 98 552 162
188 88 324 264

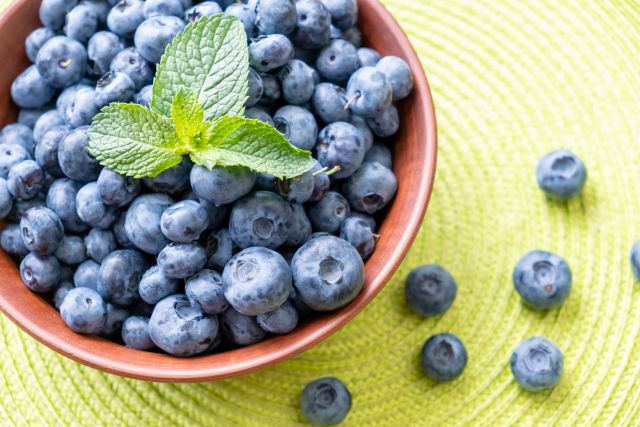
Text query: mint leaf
190 116 316 179
152 15 249 121
87 104 185 178
171 90 207 149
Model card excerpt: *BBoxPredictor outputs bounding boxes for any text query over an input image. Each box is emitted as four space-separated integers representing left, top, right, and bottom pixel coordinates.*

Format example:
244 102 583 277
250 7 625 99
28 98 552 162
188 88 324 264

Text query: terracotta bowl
0 0 437 382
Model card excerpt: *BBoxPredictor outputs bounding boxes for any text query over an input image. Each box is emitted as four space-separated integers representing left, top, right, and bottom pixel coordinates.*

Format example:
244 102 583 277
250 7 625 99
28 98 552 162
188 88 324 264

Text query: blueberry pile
0 0 414 357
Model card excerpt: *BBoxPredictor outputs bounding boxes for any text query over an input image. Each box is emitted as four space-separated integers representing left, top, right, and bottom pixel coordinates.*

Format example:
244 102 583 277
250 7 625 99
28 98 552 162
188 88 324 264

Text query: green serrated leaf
87 104 185 178
152 15 249 121
172 90 206 148
190 116 316 179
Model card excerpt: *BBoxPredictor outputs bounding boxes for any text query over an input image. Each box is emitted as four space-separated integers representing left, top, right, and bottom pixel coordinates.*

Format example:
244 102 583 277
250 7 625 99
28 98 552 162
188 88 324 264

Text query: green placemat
3 0 640 425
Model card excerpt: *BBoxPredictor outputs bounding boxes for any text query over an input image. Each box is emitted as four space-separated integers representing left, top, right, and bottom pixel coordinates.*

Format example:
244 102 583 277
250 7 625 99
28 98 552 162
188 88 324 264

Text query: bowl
0 0 437 382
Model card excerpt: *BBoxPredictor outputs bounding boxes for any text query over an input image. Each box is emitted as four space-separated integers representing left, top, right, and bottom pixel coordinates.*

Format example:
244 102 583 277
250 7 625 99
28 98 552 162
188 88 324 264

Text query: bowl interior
0 0 437 381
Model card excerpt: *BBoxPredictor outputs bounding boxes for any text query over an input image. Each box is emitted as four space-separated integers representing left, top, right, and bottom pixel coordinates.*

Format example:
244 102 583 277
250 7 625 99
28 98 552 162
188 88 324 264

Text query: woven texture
2 0 640 425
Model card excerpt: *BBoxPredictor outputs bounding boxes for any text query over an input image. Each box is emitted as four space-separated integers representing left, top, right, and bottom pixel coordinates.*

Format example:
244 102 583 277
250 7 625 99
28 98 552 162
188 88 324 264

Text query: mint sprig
88 15 314 179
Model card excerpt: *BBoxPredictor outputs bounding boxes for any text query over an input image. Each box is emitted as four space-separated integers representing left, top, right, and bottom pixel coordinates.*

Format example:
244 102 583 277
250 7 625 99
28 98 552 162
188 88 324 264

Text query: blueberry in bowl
0 0 436 381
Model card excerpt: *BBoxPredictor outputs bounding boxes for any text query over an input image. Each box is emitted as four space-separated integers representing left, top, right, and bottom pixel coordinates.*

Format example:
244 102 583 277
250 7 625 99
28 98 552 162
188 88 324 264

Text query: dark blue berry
57 127 102 182
220 307 266 346
421 333 467 382
85 228 117 262
64 4 99 43
1 224 29 256
46 178 89 233
186 269 229 314
40 0 79 31
103 303 129 336
157 242 207 279
363 143 392 169
143 0 184 18
316 122 365 179
225 2 256 38
53 280 74 310
33 110 65 143
229 191 293 249
343 162 397 214
133 85 152 107
98 249 148 305
134 15 185 64
256 0 297 36
60 287 107 334
87 31 125 77
190 165 256 206
2 123 36 156
245 68 263 107
366 105 399 137
54 234 87 265
405 264 457 316
339 216 375 259
95 71 136 107
311 83 351 124
107 0 145 37
142 156 192 194
316 39 358 84
513 250 572 310
376 56 414 101
125 193 174 254
138 265 180 304
249 34 293 73
203 228 235 270
257 299 298 334
357 47 380 67
278 60 317 105
307 191 350 233
20 206 64 254
276 170 314 203
109 47 154 91
76 182 119 229
184 1 222 23
122 315 155 350
0 178 13 219
97 167 141 207
536 149 587 200
345 66 392 118
35 126 69 177
36 36 88 88
7 160 45 200
293 0 331 49
20 252 61 292
274 105 317 150
510 337 563 392
300 377 352 425
285 203 312 247
160 200 209 243
11 65 56 109
259 73 282 105
73 259 101 290
26 27 57 62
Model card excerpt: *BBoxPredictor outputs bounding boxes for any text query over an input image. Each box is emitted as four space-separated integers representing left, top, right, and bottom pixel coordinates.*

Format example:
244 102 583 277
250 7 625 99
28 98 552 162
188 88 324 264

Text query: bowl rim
0 0 437 382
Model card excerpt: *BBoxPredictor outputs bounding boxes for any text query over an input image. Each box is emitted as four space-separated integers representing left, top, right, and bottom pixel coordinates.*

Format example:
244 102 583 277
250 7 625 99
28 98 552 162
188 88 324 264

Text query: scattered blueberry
536 149 587 200
405 264 457 316
510 337 563 392
300 377 352 425
512 250 572 310
421 333 467 382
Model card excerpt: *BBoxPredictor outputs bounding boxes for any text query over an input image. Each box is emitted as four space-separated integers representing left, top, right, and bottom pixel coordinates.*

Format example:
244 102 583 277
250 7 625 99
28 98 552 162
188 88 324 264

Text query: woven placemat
2 0 640 425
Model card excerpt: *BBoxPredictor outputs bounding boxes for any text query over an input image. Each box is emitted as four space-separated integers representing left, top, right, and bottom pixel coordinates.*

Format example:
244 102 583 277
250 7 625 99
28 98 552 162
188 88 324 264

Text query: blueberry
343 162 397 214
340 26 361 47
376 56 414 101
245 68 264 107
339 216 375 260
107 0 145 37
76 182 119 229
0 142 34 181
62 86 98 128
285 203 312 247
36 254 57 285
190 165 256 206
257 300 298 334
273 105 317 151
53 280 74 310
348 212 376 232
58 127 102 182
357 47 380 67
73 259 101 290
421 333 467 382
87 31 125 77
536 149 587 200
363 143 392 169
512 250 572 310
7 160 45 200
259 73 282 105
300 377 352 426
253 172 277 191
60 287 107 334
278 60 317 106
276 171 314 204
103 303 129 336
40 0 79 31
18 109 48 128
308 161 330 203
229 191 293 249
20 206 64 254
122 316 155 350
511 337 563 392
133 85 153 107
348 115 373 152
160 200 209 243
85 228 117 262
307 191 350 233
184 1 222 23
186 269 229 314
142 156 192 195
345 67 392 118
33 110 65 143
0 178 13 219
98 249 148 305
631 240 640 283
149 294 219 356
36 36 87 89
0 123 36 154
224 2 256 38
366 105 399 137
64 4 98 43
316 39 359 84
82 0 111 25
109 48 154 91
112 212 133 248
25 27 57 62
1 224 29 256
56 83 89 116
20 252 61 292
54 235 87 265
96 168 141 208
249 35 293 73
158 242 207 279
134 16 185 64
203 228 235 270
125 193 174 255
292 235 364 310
11 65 56 109
197 198 230 231
8 194 46 223
122 315 155 350
293 0 331 49
311 83 351 124
35 126 69 177
95 71 136 107
405 264 457 316
222 246 292 315
316 122 365 179
46 178 89 233
138 265 181 304
255 0 297 36
220 307 266 346
143 0 184 18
